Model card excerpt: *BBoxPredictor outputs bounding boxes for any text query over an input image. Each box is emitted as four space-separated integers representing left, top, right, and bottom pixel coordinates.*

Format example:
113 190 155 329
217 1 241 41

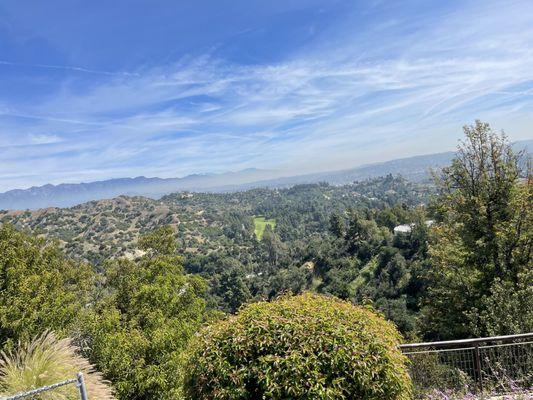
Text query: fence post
473 344 483 393
77 372 89 400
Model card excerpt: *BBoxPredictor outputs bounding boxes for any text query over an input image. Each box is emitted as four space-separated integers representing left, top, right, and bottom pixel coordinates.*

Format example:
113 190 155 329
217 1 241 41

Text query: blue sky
0 0 532 191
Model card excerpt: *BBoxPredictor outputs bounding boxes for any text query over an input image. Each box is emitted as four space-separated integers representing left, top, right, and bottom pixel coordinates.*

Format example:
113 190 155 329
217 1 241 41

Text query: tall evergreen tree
423 121 532 339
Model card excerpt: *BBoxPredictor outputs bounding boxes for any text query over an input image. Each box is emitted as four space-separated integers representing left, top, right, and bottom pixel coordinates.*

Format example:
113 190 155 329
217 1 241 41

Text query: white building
393 224 413 234
393 220 434 235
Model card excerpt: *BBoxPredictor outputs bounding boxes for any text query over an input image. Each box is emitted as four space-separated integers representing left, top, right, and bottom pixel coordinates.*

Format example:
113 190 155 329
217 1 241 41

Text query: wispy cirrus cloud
0 60 140 77
0 0 532 191
27 133 63 145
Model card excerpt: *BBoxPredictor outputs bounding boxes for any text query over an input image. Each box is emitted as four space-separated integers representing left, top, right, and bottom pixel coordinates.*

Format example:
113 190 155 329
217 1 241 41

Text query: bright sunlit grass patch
253 216 276 240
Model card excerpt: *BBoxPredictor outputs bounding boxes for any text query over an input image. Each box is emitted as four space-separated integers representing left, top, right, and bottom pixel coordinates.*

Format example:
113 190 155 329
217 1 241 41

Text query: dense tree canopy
82 226 210 400
423 121 532 339
0 224 92 348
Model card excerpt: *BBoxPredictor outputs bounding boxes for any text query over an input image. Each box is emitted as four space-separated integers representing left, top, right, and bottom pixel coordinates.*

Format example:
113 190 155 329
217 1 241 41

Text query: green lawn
253 216 277 240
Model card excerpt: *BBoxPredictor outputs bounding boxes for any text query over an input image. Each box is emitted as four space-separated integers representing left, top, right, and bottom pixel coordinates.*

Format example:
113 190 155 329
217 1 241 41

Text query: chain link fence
0 372 88 400
400 333 533 398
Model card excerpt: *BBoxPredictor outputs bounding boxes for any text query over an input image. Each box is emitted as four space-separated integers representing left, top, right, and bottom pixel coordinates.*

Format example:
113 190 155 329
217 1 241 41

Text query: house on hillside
393 220 434 235
393 224 413 234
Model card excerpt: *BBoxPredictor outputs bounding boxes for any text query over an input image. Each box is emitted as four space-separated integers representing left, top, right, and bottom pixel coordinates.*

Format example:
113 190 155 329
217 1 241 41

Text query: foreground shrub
182 292 412 400
82 226 209 400
0 224 93 349
0 331 114 399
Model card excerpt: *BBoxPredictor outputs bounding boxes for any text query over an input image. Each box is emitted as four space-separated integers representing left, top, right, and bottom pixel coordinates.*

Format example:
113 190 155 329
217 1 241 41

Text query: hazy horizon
3 137 533 194
1 144 462 192
1 0 533 192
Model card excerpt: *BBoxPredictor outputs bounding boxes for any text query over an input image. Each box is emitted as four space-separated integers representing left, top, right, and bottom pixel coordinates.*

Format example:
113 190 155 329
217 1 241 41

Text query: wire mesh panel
403 347 476 395
478 341 533 391
400 333 533 398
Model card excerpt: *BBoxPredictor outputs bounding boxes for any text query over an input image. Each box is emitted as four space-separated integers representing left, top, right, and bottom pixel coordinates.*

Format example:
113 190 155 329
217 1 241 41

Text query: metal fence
0 372 88 400
400 333 533 397
1 335 531 399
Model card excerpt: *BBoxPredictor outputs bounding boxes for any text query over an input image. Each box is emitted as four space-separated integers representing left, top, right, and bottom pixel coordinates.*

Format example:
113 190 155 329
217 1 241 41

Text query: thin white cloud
28 133 63 145
0 60 139 77
1 0 532 191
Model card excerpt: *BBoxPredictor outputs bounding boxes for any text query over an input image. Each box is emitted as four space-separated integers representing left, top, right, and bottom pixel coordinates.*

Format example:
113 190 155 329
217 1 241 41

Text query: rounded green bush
182 293 412 400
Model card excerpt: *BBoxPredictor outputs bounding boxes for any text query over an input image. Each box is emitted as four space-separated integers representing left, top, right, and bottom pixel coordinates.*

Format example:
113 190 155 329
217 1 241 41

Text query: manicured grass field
253 216 276 240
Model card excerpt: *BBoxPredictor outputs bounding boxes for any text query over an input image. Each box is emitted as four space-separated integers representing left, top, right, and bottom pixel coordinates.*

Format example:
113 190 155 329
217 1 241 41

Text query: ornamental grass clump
182 292 412 400
0 331 114 400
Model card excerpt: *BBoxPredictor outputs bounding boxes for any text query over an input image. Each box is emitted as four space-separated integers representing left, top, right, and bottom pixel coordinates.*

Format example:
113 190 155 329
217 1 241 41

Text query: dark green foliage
82 226 209 400
214 267 252 313
423 121 532 339
307 209 429 336
182 293 412 400
0 224 92 348
329 212 345 238
138 225 178 256
469 269 533 336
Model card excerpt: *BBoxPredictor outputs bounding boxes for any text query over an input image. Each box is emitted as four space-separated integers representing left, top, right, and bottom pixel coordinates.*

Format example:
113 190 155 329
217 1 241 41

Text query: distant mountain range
0 168 278 210
1 139 531 210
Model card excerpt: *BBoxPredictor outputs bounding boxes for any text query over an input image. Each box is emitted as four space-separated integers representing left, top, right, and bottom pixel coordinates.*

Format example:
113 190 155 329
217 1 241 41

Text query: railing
1 336 530 399
0 372 88 400
400 333 533 397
